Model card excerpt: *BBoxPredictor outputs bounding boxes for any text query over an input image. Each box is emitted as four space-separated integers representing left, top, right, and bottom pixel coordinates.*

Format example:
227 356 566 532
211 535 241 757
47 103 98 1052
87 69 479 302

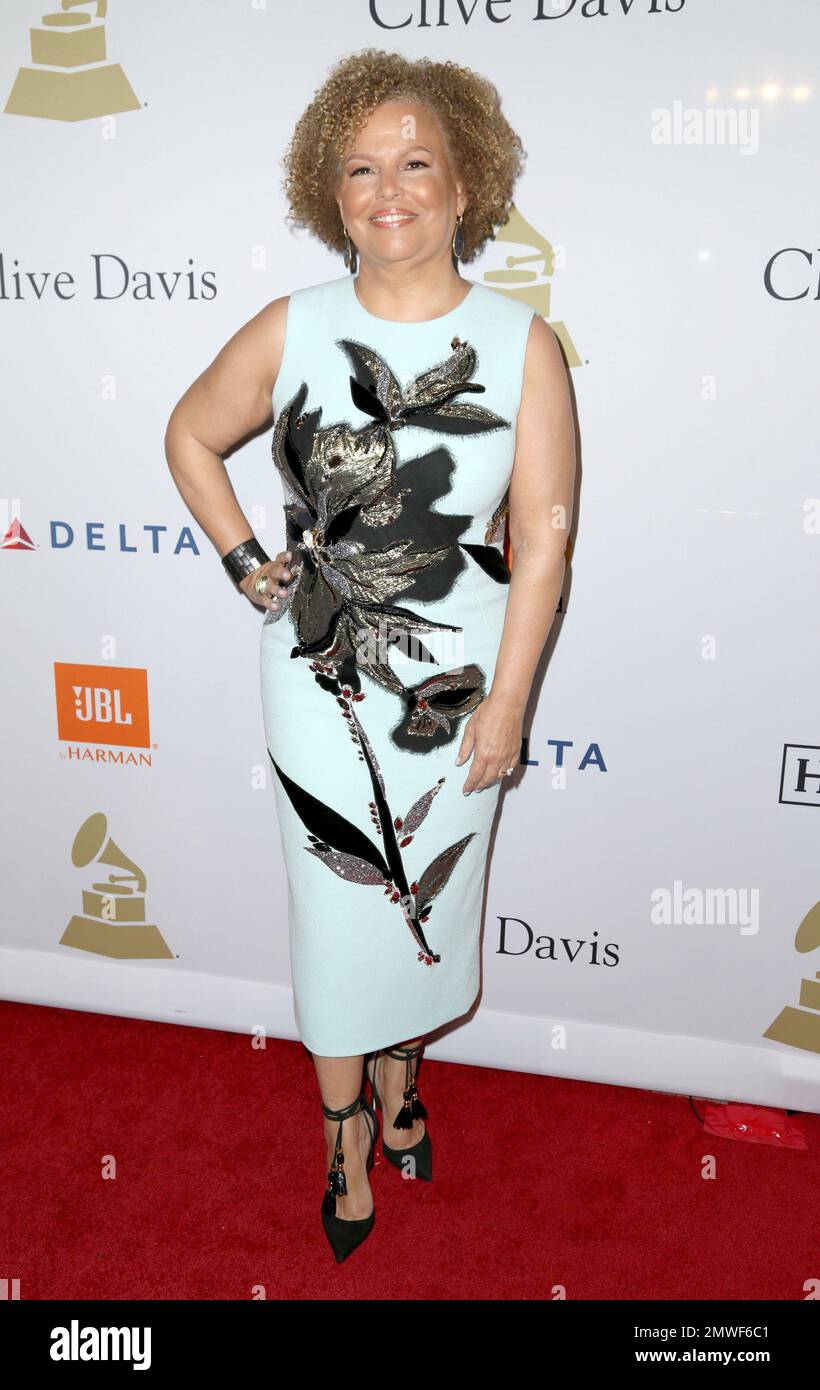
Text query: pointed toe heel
320 1091 378 1263
321 1200 375 1264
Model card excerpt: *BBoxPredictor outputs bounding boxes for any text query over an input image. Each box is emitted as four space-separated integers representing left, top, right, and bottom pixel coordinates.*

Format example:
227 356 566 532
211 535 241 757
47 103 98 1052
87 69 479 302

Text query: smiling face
335 100 465 271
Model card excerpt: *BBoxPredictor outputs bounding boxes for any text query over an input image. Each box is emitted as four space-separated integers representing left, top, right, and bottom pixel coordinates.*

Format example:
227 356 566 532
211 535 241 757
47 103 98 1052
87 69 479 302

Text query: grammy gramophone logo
763 899 820 1056
489 205 581 369
60 812 173 959
5 0 140 123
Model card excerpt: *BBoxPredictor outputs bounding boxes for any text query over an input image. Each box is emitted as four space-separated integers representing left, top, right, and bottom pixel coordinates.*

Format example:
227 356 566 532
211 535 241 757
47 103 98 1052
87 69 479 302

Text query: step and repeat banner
2 0 819 1112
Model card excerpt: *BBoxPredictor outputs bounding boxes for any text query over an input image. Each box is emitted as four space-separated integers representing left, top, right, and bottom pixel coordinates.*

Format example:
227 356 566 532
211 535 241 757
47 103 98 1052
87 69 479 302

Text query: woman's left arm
457 314 577 793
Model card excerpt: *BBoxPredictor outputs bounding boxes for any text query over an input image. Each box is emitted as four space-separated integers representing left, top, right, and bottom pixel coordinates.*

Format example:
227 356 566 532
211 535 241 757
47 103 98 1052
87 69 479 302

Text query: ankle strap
384 1044 423 1060
383 1044 425 1099
322 1093 365 1122
322 1091 370 1206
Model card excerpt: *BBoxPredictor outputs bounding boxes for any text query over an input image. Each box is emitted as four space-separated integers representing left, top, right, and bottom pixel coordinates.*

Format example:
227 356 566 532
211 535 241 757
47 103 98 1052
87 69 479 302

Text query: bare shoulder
256 292 290 345
219 292 290 392
519 314 570 410
256 293 291 393
523 313 565 376
200 292 290 401
164 293 292 451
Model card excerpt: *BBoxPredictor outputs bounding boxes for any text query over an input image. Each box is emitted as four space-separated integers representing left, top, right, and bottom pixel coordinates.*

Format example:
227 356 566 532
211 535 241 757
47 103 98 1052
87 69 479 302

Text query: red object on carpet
2 1000 818 1300
701 1101 807 1150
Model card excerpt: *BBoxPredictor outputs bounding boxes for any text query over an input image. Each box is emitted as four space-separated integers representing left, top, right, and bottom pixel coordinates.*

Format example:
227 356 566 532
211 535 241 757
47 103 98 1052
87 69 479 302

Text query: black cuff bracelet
221 536 271 586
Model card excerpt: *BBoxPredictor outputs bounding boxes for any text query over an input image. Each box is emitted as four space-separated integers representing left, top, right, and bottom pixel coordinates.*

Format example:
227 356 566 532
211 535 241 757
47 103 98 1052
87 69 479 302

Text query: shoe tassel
322 1134 348 1217
393 1067 428 1131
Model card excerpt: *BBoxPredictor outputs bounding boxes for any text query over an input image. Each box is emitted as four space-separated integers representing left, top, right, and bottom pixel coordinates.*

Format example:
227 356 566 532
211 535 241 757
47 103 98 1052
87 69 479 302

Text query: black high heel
320 1091 378 1263
367 1044 432 1182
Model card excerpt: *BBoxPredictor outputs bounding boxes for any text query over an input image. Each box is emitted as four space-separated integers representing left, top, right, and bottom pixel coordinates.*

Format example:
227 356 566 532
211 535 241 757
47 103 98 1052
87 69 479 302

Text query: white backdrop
3 0 819 1113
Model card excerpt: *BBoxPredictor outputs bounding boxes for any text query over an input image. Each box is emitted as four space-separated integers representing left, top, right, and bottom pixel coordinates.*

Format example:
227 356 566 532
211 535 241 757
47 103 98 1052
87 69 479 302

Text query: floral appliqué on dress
266 333 512 964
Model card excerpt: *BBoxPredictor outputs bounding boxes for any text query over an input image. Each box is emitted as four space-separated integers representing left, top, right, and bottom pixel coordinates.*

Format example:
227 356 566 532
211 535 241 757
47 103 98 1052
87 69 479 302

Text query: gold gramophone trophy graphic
60 812 173 959
486 206 582 368
763 899 820 1055
5 0 140 123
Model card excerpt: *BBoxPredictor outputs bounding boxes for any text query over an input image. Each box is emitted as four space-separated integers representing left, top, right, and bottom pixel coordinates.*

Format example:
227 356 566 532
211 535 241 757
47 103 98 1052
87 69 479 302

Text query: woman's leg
374 1035 428 1150
314 1053 373 1219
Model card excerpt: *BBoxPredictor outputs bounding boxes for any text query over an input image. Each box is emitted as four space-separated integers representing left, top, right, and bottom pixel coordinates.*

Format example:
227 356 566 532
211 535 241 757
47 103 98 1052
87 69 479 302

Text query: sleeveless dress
260 273 535 1057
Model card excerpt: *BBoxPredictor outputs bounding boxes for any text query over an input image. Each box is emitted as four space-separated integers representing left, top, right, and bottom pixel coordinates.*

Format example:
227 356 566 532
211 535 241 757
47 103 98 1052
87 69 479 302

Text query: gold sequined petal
406 341 478 406
408 705 450 736
303 422 397 527
485 486 510 544
416 834 476 908
409 400 510 434
401 780 446 834
414 662 484 700
359 490 407 527
305 846 386 885
409 688 483 737
340 340 405 419
332 540 450 605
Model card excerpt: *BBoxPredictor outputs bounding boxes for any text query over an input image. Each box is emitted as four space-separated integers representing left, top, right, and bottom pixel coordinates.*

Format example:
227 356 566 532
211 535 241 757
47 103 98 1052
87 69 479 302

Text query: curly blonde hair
281 48 526 264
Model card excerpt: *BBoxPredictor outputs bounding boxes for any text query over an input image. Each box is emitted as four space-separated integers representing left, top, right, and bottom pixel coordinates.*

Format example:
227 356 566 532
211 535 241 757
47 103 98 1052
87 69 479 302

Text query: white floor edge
3 947 818 1114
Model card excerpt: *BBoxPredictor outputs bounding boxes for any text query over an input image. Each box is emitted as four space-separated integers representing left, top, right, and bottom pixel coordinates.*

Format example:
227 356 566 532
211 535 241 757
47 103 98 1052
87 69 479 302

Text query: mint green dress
260 273 535 1056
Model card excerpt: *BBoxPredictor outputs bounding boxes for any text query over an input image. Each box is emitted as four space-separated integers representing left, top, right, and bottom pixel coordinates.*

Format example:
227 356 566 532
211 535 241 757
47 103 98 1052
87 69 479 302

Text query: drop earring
452 213 465 261
343 225 358 274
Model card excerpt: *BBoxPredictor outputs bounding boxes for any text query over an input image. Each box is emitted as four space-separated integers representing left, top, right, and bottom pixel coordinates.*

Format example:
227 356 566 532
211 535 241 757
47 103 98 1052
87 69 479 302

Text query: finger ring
254 574 270 595
505 766 515 776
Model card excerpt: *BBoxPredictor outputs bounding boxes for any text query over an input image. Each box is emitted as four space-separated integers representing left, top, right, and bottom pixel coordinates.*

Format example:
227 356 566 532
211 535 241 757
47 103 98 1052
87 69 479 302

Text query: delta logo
2 516 36 551
1 511 198 555
55 663 153 765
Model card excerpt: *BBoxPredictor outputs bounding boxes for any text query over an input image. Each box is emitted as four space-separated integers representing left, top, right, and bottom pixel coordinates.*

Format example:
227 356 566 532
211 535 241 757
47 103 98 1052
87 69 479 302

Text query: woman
165 48 575 1264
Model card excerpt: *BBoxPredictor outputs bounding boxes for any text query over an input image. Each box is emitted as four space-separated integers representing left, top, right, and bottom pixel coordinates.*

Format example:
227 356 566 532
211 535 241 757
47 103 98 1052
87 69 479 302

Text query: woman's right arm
163 295 292 609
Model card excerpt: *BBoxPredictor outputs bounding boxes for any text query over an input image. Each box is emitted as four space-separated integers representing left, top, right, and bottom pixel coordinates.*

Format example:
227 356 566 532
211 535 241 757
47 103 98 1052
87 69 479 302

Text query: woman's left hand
455 695 523 794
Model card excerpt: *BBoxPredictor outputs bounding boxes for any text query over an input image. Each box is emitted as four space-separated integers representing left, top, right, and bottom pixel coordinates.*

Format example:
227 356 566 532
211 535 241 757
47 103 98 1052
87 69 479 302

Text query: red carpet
3 1000 817 1300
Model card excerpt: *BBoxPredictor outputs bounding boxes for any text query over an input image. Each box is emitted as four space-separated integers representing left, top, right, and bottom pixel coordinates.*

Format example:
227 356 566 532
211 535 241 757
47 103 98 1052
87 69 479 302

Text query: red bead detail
352 693 365 701
410 881 418 893
400 835 413 847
